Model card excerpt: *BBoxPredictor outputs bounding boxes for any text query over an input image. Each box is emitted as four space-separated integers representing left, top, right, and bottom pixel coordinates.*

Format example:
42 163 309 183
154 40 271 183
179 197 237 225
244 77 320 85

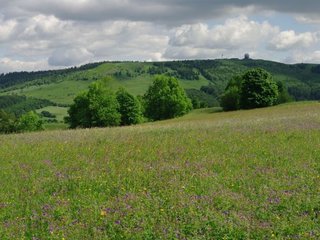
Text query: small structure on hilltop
244 53 250 60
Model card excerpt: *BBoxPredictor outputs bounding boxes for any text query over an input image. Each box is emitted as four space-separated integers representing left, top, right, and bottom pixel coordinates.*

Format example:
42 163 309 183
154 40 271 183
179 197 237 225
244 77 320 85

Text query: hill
0 102 320 239
0 59 320 119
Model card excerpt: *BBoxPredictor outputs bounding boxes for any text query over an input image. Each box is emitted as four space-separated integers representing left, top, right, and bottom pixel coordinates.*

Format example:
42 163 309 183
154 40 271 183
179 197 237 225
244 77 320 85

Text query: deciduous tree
144 75 192 120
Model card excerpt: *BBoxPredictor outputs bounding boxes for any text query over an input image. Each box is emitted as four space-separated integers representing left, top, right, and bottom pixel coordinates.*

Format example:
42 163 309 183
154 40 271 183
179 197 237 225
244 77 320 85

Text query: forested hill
0 58 320 116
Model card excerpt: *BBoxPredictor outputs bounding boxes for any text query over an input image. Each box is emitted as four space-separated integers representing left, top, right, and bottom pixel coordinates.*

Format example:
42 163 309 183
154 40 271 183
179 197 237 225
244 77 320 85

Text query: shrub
220 86 241 111
16 111 43 132
0 110 16 134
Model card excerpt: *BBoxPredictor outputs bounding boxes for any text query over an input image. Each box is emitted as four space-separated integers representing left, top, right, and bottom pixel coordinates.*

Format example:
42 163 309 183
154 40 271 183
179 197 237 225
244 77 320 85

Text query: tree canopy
66 82 121 128
240 68 279 109
221 68 282 111
116 88 143 126
143 75 192 120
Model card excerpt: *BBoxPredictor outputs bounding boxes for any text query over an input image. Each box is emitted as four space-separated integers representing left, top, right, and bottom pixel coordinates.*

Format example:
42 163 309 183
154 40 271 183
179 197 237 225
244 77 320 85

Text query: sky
1 0 320 73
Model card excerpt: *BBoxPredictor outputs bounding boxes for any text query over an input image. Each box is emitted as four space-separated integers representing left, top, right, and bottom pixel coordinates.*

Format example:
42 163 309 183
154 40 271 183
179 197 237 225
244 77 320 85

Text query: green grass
5 79 96 105
1 102 320 239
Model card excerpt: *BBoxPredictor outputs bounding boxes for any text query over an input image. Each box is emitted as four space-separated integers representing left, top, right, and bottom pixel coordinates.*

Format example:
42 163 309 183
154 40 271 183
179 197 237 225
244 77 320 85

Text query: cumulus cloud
0 17 169 71
0 18 17 42
165 16 280 59
295 15 320 24
1 1 320 73
48 48 94 66
169 16 277 50
0 57 49 73
284 51 320 64
269 30 318 51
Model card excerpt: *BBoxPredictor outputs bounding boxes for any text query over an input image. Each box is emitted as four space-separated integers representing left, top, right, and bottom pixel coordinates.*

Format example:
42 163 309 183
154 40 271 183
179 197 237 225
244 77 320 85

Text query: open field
0 102 320 239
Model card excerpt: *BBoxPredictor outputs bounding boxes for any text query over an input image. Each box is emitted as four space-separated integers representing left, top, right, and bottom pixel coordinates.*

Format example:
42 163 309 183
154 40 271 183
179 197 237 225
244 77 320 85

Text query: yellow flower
100 210 107 216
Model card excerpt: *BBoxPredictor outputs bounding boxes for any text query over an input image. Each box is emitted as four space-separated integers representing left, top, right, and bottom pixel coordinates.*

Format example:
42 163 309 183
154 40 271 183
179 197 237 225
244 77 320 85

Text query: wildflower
100 210 107 216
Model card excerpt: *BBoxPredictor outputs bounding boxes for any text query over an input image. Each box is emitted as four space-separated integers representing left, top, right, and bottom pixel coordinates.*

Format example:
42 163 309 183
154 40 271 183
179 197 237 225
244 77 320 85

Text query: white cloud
48 48 94 66
165 16 280 59
1 1 320 73
0 18 169 72
19 14 70 39
284 50 320 64
295 15 320 24
170 16 278 50
0 18 17 42
0 57 49 73
269 30 318 51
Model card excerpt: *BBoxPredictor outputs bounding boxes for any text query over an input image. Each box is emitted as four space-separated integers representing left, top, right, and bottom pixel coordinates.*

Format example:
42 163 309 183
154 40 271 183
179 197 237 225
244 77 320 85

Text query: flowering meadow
0 102 320 239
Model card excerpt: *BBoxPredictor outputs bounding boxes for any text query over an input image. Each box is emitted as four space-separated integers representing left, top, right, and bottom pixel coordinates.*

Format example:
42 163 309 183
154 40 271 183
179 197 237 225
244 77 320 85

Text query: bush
16 111 43 132
220 86 241 111
40 111 56 118
143 75 192 120
0 110 16 134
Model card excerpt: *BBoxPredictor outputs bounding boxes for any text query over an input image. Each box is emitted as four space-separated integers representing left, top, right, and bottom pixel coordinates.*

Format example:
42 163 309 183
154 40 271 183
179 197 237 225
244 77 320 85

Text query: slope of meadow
0 102 320 239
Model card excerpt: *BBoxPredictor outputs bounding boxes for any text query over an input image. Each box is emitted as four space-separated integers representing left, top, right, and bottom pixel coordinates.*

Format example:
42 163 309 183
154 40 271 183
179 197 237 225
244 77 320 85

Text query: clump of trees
66 82 123 128
65 75 192 129
143 76 192 121
0 110 43 134
220 68 290 111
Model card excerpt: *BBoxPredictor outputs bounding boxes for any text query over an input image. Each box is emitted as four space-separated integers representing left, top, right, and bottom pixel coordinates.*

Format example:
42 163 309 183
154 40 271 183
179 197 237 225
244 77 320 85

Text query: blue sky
0 0 320 73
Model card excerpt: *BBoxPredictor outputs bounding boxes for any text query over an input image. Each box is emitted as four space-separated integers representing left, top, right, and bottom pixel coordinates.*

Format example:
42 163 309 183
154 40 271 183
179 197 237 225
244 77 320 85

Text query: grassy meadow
0 102 320 239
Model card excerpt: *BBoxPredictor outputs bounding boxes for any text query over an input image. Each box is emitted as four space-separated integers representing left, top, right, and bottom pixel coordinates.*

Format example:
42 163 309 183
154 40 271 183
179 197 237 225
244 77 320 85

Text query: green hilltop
1 59 320 120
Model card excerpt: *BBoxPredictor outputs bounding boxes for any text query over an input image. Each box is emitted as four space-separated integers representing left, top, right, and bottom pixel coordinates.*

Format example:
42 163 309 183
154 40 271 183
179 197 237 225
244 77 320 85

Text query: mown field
0 102 320 239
